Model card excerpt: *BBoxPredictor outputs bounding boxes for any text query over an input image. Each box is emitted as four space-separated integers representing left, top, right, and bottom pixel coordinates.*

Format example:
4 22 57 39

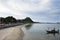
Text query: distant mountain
22 17 34 23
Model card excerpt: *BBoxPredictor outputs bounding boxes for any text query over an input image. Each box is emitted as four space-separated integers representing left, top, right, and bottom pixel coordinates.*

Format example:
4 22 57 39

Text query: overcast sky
0 0 60 22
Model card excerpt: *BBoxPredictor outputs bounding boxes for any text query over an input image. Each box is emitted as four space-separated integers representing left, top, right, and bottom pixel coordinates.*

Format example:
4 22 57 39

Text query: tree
5 16 17 23
0 17 5 23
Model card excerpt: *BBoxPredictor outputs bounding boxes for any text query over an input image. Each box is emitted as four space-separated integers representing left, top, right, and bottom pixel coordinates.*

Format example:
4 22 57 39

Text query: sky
0 0 60 22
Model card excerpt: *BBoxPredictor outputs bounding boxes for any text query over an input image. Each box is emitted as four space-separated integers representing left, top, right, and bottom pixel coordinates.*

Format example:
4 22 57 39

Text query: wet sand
0 25 24 40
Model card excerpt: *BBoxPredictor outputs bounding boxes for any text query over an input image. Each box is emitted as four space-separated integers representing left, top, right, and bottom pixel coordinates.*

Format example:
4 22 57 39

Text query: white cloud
0 0 50 17
0 0 60 22
1 0 51 12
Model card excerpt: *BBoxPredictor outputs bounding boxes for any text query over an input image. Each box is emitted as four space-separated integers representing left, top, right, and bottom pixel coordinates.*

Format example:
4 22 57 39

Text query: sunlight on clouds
0 0 53 19
2 0 50 12
0 0 28 16
40 0 49 5
0 0 60 22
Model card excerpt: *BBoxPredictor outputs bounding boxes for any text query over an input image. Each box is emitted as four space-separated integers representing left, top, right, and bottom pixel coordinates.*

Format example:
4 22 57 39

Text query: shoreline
0 23 24 30
0 23 37 30
0 24 24 40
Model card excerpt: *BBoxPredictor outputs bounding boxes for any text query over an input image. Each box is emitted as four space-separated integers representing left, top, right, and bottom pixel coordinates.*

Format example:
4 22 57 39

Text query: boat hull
47 31 59 33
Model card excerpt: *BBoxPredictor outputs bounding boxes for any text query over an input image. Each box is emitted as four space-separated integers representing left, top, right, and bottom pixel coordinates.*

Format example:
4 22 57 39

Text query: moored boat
47 30 59 33
46 28 59 33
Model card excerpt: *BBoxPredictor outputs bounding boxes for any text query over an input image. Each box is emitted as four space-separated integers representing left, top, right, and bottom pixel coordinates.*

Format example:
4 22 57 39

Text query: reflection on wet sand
25 23 33 30
0 25 24 40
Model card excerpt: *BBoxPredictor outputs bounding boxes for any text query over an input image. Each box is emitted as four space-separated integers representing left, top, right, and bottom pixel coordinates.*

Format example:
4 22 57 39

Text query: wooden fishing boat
47 30 59 33
47 28 59 33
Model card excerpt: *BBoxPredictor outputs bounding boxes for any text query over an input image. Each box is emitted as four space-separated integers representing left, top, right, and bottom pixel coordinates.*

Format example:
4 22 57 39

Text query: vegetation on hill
22 17 34 23
0 16 34 24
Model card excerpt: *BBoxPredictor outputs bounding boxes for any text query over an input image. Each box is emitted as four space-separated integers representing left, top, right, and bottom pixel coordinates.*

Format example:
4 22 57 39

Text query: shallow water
22 24 60 40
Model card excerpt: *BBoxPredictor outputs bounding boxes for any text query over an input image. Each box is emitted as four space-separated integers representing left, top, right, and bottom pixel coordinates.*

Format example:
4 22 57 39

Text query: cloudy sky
0 0 60 22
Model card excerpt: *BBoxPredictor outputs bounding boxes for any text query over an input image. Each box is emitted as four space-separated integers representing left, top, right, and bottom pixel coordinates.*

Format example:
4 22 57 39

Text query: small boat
46 28 59 33
47 30 59 33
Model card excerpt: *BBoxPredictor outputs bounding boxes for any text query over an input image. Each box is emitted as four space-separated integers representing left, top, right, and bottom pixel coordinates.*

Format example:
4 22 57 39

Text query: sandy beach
0 25 24 40
0 23 24 29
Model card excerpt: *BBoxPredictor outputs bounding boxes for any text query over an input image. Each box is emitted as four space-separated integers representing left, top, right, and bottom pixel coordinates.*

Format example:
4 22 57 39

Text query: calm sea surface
22 23 60 40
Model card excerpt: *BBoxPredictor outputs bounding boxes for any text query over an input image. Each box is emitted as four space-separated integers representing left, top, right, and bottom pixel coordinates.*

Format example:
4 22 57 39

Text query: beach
0 23 24 29
0 24 24 40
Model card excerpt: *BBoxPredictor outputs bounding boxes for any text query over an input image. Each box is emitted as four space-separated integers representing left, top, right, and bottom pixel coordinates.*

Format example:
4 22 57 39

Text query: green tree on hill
5 16 17 23
22 17 34 23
